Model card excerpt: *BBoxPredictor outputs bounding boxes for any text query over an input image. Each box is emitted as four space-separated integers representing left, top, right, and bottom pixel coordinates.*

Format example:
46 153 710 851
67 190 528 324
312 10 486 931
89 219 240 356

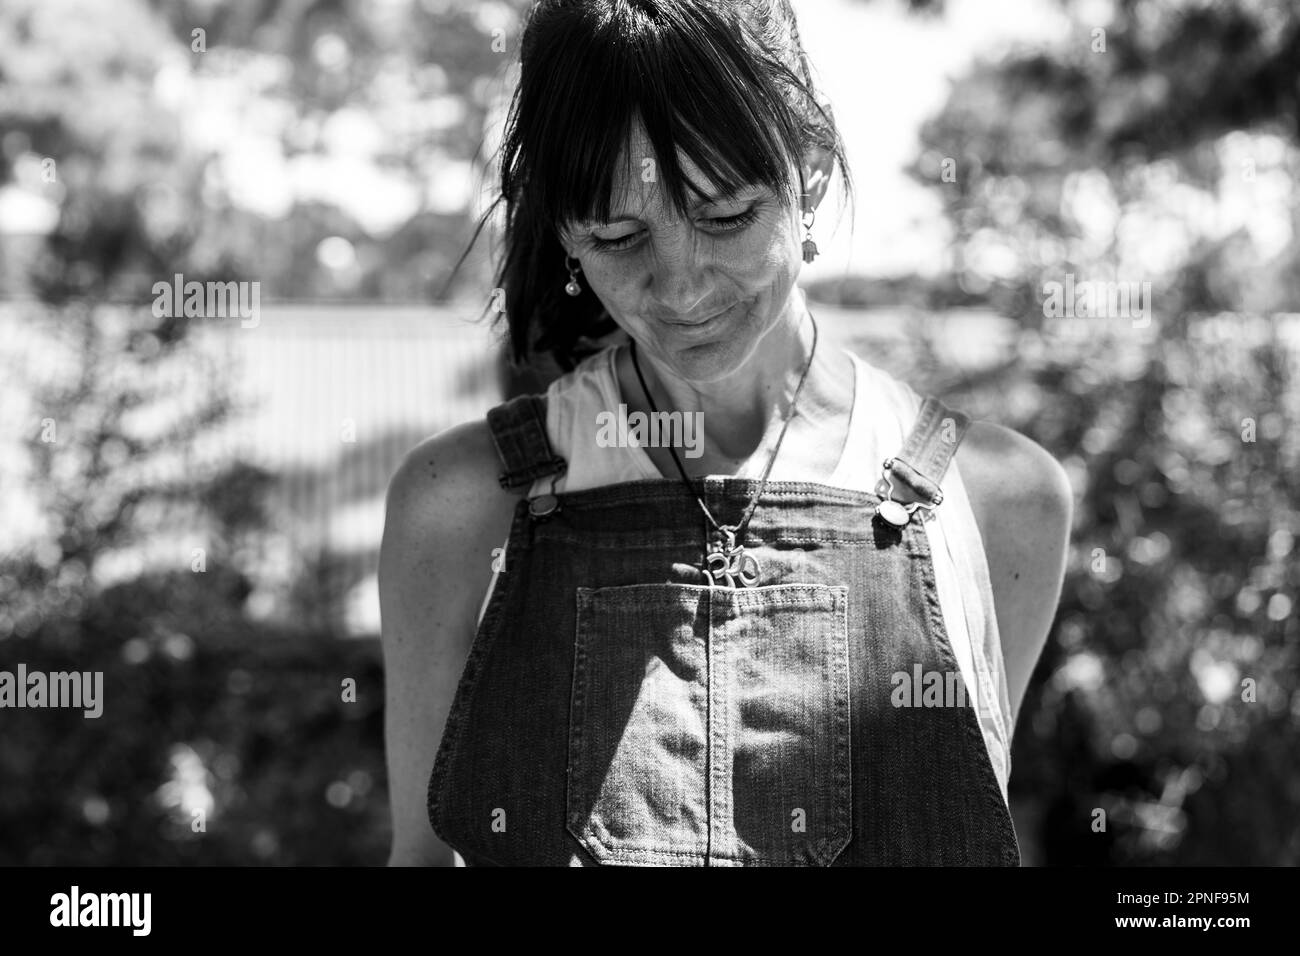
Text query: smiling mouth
663 303 734 327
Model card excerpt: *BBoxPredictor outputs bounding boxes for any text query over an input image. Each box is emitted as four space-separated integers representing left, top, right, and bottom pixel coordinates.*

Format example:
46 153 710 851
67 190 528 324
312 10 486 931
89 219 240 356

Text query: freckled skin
558 119 815 389
557 117 847 474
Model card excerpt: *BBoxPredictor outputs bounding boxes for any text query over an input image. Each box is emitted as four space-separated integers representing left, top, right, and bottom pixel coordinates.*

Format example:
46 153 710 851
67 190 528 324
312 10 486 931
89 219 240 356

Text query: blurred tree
905 0 1300 864
0 0 535 866
0 0 247 643
134 0 536 304
3 0 1295 867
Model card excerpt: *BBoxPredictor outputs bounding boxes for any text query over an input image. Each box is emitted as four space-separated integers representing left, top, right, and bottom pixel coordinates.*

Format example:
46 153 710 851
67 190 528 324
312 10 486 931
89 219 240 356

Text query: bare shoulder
382 418 515 558
954 420 1072 517
954 420 1074 726
378 417 519 866
380 416 522 662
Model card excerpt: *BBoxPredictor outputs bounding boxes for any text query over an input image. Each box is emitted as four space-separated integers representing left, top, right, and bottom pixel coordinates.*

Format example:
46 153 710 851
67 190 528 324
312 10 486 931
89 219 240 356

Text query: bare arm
379 420 518 866
957 420 1074 729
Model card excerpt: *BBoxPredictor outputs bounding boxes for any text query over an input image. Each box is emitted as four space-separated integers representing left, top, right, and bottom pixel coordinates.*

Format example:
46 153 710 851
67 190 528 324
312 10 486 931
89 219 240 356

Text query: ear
800 143 835 216
554 225 576 260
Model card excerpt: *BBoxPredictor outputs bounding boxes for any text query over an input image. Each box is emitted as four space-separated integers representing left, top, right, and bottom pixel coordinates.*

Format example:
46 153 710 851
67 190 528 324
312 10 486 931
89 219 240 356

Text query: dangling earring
564 255 582 296
800 207 818 264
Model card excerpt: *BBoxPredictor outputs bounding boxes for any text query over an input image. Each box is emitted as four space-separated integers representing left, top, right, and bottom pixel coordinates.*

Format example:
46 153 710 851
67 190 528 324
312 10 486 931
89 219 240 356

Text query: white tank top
476 344 1014 804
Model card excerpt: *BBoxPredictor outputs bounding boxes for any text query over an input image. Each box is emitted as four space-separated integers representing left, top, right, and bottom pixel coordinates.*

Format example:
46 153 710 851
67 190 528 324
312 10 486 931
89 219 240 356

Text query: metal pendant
705 528 760 588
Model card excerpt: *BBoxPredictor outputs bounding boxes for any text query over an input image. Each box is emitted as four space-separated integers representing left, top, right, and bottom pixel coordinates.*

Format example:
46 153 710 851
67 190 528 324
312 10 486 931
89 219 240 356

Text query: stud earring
564 255 582 296
800 207 818 264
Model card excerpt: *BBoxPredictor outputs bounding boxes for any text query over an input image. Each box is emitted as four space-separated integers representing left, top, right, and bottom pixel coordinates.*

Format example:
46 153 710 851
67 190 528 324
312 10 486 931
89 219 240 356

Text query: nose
646 230 713 320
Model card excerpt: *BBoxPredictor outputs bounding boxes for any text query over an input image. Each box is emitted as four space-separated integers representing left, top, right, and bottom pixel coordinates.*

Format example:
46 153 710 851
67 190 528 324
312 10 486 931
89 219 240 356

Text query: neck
625 289 833 473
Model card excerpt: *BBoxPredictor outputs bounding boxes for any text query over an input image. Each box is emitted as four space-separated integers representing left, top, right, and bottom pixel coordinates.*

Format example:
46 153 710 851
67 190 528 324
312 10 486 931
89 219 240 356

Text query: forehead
572 121 760 226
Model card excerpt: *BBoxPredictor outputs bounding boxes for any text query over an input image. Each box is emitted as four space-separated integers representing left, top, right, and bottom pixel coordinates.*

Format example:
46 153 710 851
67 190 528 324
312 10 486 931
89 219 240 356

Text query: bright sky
5 0 1289 292
0 0 1065 282
794 0 1069 280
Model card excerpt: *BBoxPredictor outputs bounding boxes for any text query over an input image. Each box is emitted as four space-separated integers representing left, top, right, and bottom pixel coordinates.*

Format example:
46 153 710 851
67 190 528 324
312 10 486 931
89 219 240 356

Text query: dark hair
453 0 854 374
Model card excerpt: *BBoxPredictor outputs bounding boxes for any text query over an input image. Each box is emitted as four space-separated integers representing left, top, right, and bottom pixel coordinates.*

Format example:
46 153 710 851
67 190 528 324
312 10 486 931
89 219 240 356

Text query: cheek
583 213 802 306
582 260 642 310
744 210 802 278
730 222 800 300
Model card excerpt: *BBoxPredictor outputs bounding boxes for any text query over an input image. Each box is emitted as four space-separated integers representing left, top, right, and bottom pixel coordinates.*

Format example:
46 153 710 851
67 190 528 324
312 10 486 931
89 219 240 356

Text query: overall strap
885 395 971 506
485 395 567 491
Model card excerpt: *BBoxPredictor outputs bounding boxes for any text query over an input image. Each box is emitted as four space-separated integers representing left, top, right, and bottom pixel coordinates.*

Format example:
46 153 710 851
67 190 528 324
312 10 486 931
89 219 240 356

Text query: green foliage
3 0 1296 867
0 560 388 866
904 0 1300 864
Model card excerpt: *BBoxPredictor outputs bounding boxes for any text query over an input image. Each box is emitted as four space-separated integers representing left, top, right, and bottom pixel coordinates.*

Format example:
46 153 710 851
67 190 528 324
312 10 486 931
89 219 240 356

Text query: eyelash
589 207 761 252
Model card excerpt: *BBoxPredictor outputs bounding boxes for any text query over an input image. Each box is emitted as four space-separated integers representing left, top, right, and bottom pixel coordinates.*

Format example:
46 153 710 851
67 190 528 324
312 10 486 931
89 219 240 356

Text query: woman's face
559 123 810 385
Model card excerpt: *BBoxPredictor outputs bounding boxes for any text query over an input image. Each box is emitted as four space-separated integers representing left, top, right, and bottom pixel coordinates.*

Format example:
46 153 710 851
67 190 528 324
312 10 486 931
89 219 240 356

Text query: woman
381 0 1072 866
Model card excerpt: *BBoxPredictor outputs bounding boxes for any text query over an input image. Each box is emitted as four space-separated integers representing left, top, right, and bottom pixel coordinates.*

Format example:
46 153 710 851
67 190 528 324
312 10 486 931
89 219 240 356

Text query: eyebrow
579 186 759 226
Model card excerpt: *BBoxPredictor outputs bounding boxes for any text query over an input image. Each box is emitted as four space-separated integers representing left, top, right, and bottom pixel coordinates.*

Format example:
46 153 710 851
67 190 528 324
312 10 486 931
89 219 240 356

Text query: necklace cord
628 311 820 542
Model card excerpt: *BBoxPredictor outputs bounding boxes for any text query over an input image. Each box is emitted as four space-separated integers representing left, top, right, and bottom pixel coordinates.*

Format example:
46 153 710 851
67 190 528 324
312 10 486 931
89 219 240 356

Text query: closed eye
589 207 761 252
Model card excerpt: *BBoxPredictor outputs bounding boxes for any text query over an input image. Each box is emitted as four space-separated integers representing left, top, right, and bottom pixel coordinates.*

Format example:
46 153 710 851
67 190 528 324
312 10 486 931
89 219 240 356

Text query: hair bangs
519 1 809 236
456 0 854 372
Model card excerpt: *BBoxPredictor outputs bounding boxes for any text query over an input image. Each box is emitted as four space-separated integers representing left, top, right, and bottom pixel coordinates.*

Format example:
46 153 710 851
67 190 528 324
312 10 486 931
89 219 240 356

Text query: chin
658 331 756 384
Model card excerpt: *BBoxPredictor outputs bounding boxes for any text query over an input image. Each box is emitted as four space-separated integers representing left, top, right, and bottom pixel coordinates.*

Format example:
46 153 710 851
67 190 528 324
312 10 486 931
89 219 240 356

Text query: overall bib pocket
567 582 852 866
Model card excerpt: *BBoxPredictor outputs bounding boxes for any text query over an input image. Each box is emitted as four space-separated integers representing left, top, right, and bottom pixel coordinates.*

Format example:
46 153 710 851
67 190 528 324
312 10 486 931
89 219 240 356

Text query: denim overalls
427 391 1021 866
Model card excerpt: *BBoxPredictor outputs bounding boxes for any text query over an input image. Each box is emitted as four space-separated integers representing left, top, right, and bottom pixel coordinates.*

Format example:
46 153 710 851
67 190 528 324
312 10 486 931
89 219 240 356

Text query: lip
663 305 727 325
661 302 737 336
